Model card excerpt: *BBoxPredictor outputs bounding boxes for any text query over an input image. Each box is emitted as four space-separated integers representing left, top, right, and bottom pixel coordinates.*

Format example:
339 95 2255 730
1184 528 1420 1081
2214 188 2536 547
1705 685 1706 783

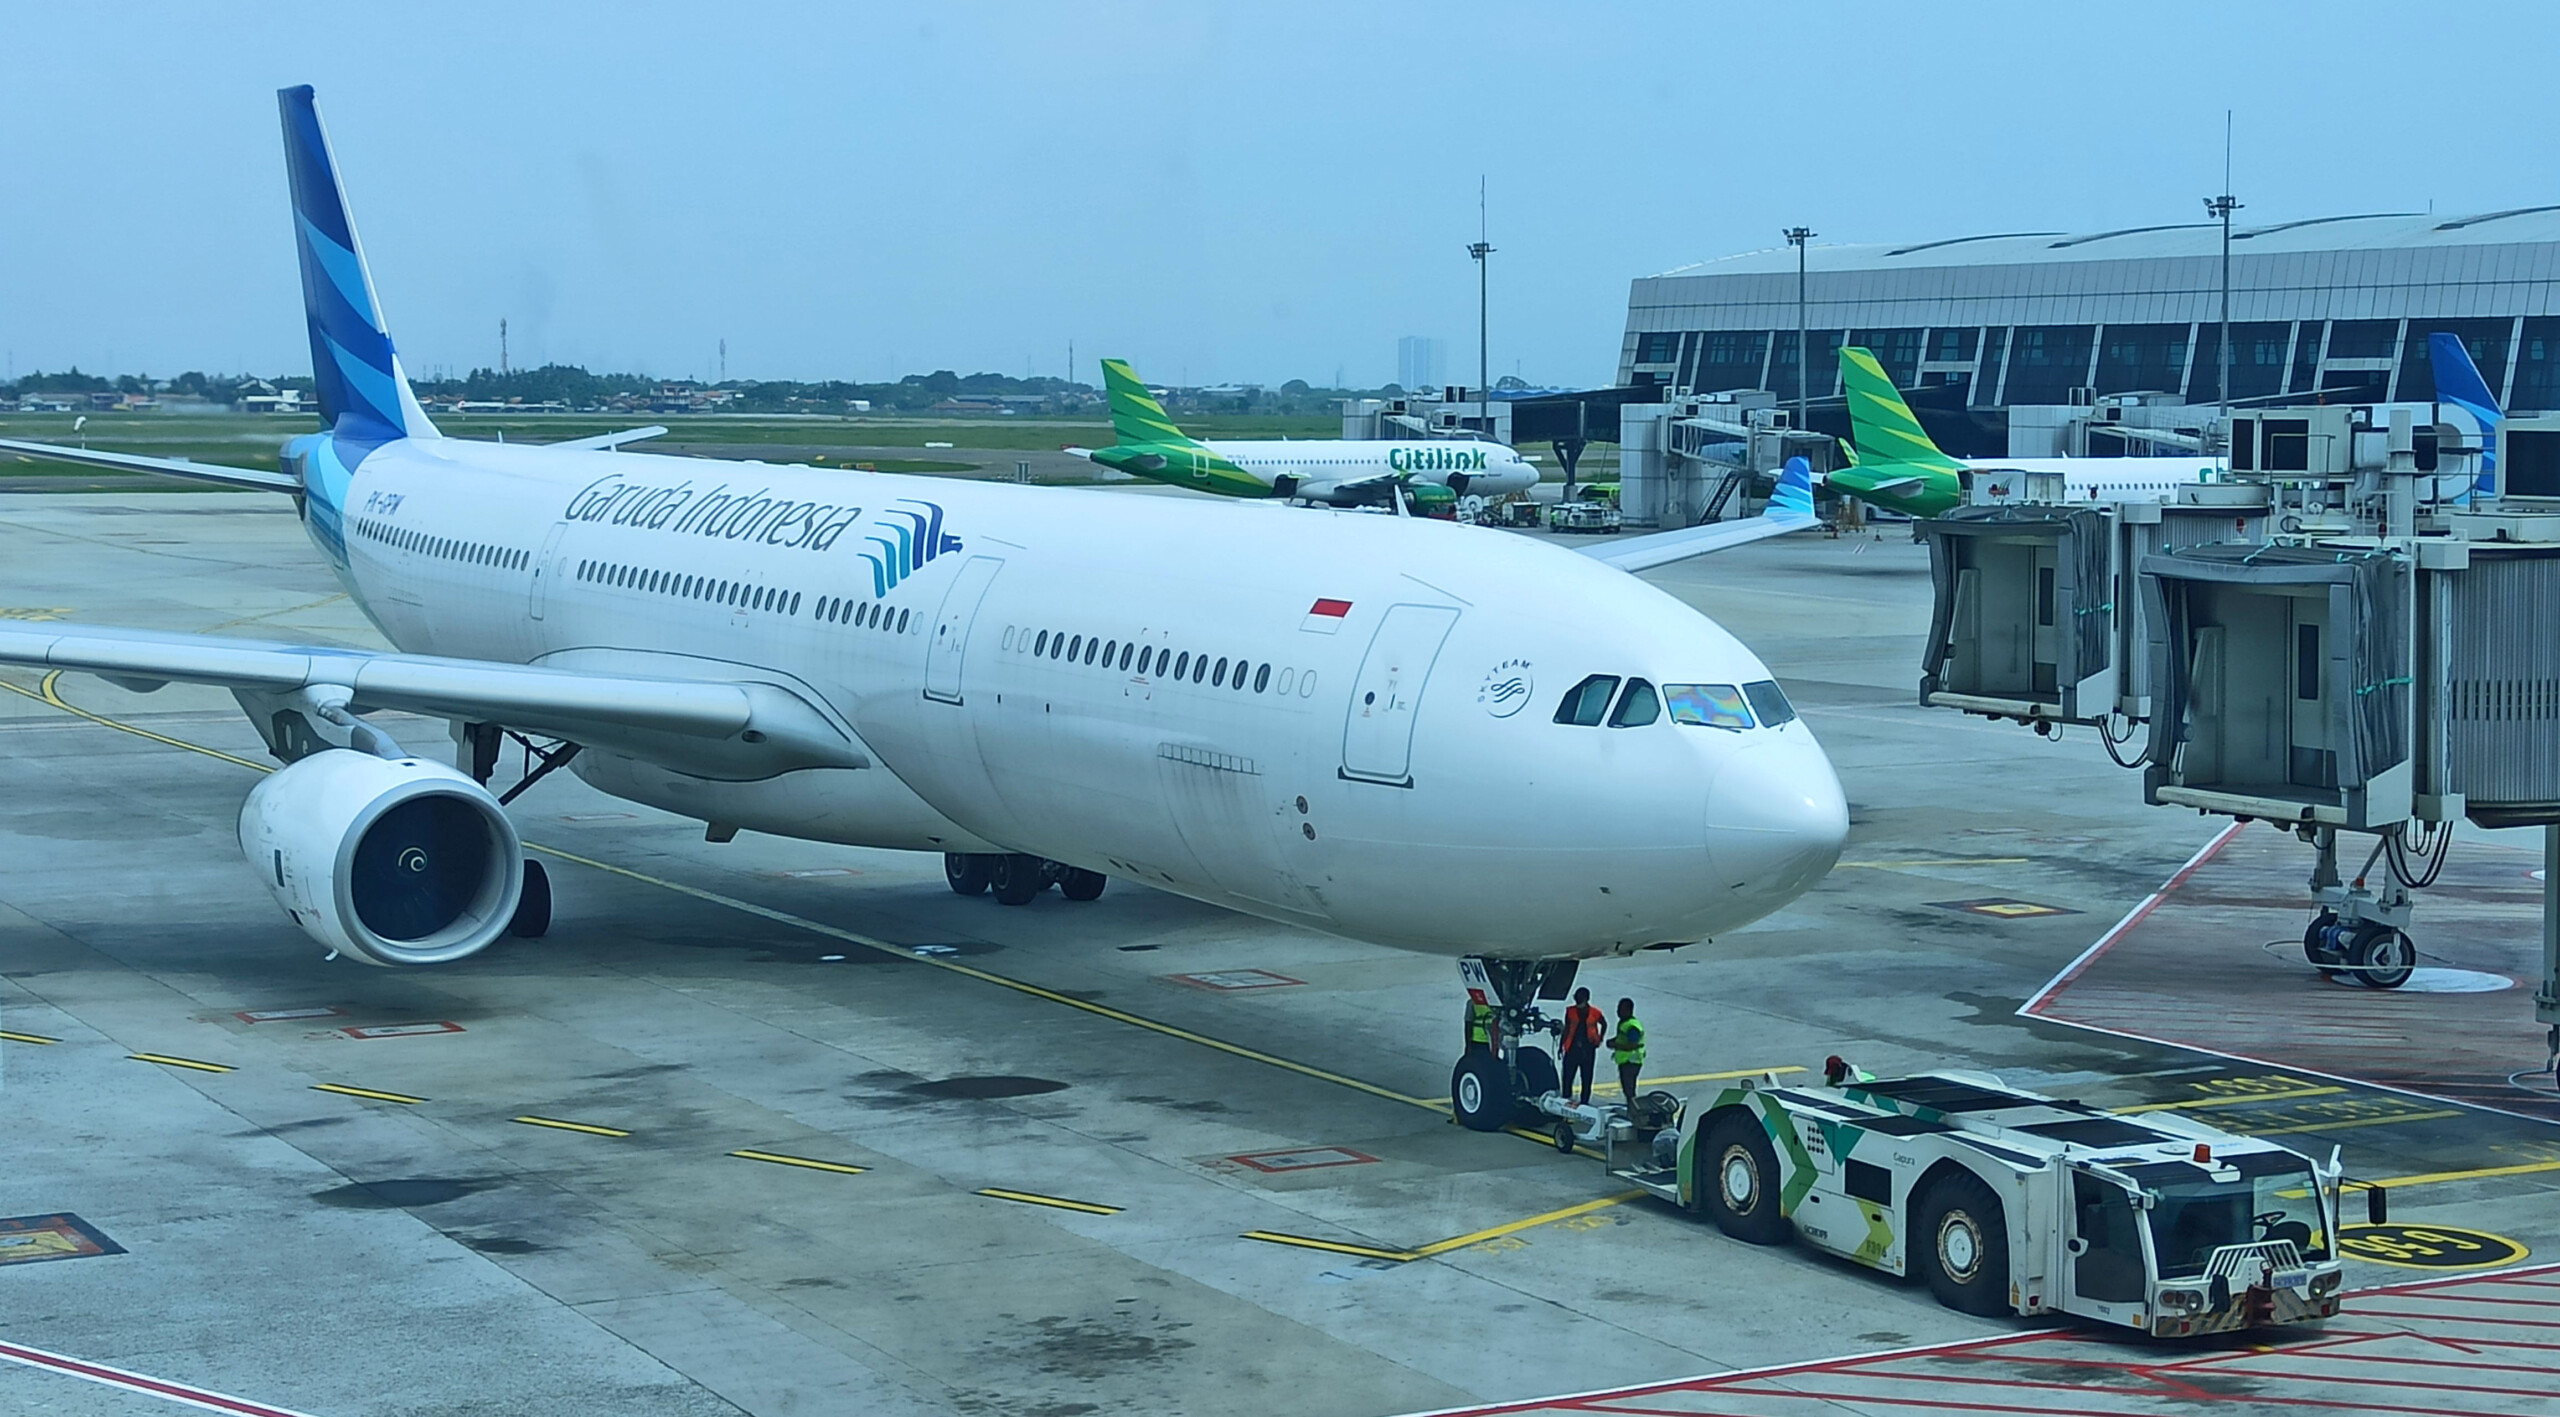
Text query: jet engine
237 748 524 966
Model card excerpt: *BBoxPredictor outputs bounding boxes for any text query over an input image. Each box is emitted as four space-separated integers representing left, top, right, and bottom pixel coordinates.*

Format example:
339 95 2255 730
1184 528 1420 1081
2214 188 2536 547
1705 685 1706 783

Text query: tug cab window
1553 675 1620 726
1665 683 1755 730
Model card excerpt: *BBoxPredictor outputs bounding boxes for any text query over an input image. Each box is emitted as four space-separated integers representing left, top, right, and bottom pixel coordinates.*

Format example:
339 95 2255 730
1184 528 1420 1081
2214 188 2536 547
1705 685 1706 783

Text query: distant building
1621 209 2560 419
1397 335 1445 392
239 384 307 415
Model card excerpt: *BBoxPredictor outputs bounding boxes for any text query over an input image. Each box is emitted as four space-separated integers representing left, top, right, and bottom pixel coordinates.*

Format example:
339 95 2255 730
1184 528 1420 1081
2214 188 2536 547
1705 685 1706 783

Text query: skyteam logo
859 499 964 597
1476 658 1534 718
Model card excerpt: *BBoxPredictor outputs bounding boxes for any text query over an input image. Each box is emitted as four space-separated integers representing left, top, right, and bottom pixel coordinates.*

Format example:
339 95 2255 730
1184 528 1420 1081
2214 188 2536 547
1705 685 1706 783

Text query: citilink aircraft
1076 357 1540 509
0 89 1843 1129
1826 345 2221 516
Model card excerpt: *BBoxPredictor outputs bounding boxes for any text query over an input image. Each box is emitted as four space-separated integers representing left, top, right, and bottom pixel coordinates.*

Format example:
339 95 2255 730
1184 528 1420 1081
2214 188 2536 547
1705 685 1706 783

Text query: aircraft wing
0 437 298 492
1577 456 1819 573
0 621 865 769
547 426 668 452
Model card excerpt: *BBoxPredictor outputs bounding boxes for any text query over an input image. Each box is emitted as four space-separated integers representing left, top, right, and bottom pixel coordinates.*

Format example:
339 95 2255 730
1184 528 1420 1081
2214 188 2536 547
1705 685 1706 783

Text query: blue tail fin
2427 332 2499 493
278 86 435 446
1768 456 1816 517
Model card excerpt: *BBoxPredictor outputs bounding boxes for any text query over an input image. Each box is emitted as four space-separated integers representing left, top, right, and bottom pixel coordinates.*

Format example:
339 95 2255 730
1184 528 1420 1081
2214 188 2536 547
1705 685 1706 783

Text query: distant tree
1281 379 1311 397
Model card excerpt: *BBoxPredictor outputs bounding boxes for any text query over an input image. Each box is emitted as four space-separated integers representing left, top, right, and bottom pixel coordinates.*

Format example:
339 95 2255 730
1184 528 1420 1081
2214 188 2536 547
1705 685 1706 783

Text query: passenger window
1213 657 1228 687
896 609 909 633
1174 651 1190 679
1609 678 1662 728
1552 675 1621 727
1119 642 1134 671
1084 637 1100 666
1665 683 1755 730
1277 667 1294 694
1192 654 1208 684
1742 680 1796 727
1254 663 1270 693
789 592 801 615
1068 635 1083 661
1102 639 1117 665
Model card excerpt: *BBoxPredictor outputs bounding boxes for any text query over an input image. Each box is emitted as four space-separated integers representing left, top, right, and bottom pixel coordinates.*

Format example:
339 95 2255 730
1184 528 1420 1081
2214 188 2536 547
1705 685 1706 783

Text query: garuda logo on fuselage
860 499 963 597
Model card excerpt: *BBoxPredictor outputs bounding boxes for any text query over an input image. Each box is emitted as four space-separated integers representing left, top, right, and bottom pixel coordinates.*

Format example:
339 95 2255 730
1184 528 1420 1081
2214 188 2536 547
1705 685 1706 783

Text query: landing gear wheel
1451 1052 1513 1133
1701 1111 1789 1243
1059 867 1107 902
988 853 1045 906
508 859 551 938
1919 1174 2011 1316
1513 1049 1559 1112
2350 923 2415 990
2302 910 2346 979
945 853 992 897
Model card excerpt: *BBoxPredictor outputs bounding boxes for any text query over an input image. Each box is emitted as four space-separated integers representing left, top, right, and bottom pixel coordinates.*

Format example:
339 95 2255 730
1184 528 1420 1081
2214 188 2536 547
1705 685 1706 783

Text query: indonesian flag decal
1301 597 1352 634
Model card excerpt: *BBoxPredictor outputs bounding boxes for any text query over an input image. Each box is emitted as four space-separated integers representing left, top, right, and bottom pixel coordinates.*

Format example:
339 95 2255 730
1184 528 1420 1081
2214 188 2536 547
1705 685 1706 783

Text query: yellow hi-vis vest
1611 1017 1646 1068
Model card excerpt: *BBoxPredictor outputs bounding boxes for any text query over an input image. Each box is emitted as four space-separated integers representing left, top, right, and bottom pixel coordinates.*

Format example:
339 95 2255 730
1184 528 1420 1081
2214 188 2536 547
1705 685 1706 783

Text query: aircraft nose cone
1705 737 1849 904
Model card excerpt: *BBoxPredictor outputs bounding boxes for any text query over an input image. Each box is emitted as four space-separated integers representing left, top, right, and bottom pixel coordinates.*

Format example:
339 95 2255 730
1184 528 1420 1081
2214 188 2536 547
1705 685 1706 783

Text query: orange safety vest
1562 1004 1605 1053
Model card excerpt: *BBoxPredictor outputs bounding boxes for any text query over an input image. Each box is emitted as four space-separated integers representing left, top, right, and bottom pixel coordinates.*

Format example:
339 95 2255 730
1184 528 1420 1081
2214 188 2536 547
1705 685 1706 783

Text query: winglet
1839 347 1959 471
278 85 437 446
1100 359 1203 449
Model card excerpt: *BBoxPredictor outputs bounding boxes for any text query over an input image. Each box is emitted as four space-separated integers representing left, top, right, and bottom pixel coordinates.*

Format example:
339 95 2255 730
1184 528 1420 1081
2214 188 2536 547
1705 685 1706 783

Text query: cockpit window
1743 680 1797 727
1553 674 1619 727
1665 683 1755 730
1608 678 1661 728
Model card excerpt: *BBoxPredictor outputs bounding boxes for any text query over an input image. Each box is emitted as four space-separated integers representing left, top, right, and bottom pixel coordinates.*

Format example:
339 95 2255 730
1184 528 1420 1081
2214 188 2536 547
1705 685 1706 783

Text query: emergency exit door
527 522 568 620
925 556 1004 704
1340 604 1459 786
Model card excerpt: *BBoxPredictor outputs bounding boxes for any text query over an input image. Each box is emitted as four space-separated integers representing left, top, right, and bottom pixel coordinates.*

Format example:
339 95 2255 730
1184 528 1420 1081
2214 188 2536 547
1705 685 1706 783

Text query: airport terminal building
1617 209 2560 417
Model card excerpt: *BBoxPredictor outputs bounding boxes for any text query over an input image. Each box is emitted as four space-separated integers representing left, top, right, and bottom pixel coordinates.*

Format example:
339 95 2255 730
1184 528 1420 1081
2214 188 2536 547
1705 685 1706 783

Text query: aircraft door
925 556 1004 704
528 522 569 620
1339 604 1459 786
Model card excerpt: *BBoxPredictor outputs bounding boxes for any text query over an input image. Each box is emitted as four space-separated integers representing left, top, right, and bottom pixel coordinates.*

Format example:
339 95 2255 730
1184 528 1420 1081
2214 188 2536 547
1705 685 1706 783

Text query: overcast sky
5 2 2553 390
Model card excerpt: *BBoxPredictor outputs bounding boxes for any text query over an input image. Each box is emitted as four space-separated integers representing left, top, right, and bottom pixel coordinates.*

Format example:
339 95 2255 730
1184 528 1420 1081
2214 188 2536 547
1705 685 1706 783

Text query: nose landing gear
946 853 1109 906
1452 956 1574 1132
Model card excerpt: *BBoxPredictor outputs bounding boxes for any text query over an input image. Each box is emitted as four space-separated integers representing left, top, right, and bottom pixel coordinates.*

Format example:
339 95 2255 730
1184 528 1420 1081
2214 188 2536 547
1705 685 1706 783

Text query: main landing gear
1451 956 1576 1132
944 853 1107 906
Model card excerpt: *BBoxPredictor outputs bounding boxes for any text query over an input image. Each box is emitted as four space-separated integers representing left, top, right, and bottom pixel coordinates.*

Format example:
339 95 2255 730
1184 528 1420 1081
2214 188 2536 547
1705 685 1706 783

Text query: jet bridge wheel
2349 922 2416 990
1919 1173 2012 1317
2302 911 2348 979
1701 1111 1788 1244
945 853 993 897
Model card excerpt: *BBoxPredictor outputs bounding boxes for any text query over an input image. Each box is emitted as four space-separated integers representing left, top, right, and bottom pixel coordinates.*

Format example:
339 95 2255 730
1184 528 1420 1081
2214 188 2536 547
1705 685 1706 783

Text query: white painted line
0 1339 319 1416
2017 820 2243 1017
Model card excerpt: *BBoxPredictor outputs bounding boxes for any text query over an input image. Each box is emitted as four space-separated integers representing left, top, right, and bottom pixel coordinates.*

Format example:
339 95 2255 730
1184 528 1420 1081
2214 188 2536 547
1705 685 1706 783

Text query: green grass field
0 408 1346 490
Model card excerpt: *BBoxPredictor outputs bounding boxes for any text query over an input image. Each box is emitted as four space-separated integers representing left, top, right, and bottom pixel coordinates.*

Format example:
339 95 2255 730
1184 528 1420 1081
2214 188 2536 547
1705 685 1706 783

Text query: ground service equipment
1657 1070 2363 1337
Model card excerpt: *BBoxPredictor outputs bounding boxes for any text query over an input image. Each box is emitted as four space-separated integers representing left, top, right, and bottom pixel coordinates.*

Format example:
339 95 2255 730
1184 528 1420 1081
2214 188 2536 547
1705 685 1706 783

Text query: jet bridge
1917 394 2560 1078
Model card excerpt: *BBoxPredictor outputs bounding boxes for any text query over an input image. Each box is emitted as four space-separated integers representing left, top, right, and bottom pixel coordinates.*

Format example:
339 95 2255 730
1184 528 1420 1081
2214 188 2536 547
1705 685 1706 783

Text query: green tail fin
1101 358 1202 448
1839 347 1962 471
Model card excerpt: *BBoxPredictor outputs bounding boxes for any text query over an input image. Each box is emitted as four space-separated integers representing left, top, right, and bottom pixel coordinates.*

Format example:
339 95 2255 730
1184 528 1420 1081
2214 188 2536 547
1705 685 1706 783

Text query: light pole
1784 227 1815 431
2204 192 2240 427
1470 236 1494 435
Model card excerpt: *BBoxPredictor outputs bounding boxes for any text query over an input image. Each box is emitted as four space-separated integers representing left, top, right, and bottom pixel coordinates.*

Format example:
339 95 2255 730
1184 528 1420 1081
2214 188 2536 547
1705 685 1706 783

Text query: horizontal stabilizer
0 438 298 492
1582 456 1816 572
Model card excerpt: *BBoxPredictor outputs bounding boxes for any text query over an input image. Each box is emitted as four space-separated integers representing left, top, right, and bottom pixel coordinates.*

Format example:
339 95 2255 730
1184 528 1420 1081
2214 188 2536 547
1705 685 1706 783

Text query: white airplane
1075 357 1541 510
0 88 1845 1130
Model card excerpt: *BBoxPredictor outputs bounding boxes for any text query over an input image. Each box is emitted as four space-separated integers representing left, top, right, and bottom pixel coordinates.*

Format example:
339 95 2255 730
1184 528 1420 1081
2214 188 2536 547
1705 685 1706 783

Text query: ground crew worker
1560 987 1605 1105
1464 990 1496 1055
1609 997 1646 1105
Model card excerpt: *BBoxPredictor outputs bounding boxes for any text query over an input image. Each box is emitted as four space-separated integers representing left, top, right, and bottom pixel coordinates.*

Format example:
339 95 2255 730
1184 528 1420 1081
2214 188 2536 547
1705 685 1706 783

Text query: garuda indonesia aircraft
0 88 1841 1131
1075 357 1539 509
1826 346 2221 516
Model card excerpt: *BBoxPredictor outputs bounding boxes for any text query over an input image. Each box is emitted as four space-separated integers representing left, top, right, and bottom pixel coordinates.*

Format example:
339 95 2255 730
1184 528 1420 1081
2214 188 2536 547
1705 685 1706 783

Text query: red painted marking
0 1339 317 1416
1308 598 1352 618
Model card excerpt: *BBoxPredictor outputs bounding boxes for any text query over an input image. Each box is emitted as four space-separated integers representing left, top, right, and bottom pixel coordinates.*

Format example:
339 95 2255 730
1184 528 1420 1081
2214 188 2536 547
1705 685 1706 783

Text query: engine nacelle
238 749 523 966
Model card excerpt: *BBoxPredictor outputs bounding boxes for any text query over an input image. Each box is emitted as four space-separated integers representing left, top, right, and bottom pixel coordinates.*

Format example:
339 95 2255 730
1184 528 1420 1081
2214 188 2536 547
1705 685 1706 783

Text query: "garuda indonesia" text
562 475 862 551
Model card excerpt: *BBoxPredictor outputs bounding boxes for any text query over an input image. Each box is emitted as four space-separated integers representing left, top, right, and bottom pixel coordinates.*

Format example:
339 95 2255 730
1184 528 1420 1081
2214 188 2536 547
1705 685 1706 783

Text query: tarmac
2 491 2554 1416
